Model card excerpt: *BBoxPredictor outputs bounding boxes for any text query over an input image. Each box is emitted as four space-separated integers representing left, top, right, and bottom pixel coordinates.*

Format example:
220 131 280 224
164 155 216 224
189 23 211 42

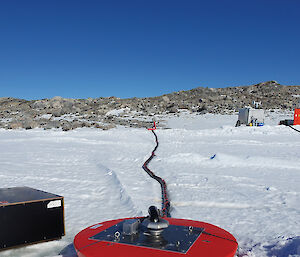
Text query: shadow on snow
264 237 300 257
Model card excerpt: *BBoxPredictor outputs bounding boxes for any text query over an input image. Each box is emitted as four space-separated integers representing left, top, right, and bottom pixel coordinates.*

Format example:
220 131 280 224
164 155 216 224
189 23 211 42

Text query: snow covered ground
0 113 299 257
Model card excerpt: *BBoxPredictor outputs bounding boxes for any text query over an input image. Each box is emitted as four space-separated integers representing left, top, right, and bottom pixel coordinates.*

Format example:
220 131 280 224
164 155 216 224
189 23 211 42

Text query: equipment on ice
63 123 238 257
73 206 238 257
293 108 300 125
236 108 265 127
279 101 300 127
0 187 65 250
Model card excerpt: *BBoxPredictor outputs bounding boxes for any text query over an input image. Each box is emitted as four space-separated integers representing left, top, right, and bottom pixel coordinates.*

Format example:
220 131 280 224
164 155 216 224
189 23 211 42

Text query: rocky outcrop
0 81 299 130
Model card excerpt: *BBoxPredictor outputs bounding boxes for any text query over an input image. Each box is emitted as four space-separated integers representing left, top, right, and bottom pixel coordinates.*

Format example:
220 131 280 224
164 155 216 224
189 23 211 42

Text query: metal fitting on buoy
142 206 169 236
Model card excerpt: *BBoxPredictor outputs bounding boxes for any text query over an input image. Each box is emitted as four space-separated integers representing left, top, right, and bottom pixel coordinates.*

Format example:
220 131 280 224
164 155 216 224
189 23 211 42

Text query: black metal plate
0 187 62 205
90 220 204 254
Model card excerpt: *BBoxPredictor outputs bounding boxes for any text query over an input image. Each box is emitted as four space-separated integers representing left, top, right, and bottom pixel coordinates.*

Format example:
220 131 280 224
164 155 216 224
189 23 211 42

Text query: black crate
0 186 65 250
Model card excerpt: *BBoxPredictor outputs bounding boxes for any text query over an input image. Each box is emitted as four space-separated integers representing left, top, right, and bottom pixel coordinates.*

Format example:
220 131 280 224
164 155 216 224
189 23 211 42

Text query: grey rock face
1 81 300 130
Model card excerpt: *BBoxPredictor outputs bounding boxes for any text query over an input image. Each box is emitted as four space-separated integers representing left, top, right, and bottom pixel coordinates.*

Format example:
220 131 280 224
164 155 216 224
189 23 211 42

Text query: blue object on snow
210 154 216 160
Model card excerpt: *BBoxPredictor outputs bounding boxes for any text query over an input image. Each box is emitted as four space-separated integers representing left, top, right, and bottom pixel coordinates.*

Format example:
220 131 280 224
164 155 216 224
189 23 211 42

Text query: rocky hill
0 81 299 130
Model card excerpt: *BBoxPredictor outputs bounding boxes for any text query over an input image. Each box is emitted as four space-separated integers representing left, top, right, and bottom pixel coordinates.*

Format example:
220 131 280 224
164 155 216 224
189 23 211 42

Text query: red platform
74 217 238 257
294 109 300 125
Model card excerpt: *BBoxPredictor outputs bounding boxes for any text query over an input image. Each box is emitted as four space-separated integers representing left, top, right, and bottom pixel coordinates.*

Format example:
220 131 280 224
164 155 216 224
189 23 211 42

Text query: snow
0 113 299 257
38 114 53 120
105 108 131 116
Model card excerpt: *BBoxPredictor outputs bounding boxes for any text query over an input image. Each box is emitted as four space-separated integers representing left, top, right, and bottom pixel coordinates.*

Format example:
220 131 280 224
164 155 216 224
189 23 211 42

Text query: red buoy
74 210 238 257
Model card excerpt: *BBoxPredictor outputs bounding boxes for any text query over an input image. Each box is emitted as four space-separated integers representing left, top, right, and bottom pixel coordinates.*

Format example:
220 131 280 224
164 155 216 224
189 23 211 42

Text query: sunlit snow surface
0 114 299 257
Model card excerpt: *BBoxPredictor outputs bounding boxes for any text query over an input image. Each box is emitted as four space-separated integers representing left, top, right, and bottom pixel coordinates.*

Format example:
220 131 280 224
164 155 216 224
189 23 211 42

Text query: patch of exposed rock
0 81 299 130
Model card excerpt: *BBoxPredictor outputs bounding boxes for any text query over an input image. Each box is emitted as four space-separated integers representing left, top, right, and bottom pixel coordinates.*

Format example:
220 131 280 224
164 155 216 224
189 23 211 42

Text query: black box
279 119 294 126
0 186 65 250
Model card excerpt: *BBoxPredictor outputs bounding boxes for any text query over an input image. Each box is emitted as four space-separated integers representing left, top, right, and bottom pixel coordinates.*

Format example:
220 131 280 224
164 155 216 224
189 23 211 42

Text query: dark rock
61 122 73 131
44 121 61 129
197 105 207 113
22 120 38 130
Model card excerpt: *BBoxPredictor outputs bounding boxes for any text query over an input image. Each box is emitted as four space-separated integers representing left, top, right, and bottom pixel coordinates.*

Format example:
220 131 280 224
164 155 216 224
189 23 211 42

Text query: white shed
236 108 265 126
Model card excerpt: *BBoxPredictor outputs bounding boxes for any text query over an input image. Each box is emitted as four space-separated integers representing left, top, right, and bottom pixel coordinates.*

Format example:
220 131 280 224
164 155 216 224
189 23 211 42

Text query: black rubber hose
288 125 300 133
142 130 171 217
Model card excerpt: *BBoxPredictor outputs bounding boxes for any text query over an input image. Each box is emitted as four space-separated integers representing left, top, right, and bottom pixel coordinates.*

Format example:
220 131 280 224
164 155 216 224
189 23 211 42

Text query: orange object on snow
148 121 157 130
294 109 300 125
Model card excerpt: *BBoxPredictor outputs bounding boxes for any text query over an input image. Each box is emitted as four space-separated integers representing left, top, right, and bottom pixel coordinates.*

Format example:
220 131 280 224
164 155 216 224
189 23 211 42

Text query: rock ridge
1 81 299 130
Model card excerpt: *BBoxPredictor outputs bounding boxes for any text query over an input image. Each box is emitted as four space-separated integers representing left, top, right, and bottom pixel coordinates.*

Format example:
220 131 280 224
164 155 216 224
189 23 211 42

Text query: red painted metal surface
148 121 157 130
294 109 300 125
74 217 238 257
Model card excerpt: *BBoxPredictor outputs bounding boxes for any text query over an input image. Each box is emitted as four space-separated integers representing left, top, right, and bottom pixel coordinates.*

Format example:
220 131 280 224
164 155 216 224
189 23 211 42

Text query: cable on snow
142 123 171 217
288 125 300 133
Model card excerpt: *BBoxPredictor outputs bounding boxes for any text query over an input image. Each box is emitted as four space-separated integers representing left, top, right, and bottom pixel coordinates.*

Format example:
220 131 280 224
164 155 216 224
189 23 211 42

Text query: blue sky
0 0 300 99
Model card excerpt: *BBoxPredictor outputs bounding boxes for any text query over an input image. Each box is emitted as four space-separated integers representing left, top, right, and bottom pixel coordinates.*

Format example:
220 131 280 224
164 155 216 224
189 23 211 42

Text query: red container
74 217 238 257
294 109 300 125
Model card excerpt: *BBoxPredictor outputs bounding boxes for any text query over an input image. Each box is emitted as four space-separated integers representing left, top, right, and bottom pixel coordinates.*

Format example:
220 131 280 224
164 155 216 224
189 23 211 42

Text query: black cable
142 130 171 217
288 125 300 133
202 231 238 244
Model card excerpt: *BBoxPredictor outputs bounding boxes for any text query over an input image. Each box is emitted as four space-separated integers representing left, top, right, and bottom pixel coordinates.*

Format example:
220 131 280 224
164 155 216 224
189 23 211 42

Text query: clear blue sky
0 0 300 99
